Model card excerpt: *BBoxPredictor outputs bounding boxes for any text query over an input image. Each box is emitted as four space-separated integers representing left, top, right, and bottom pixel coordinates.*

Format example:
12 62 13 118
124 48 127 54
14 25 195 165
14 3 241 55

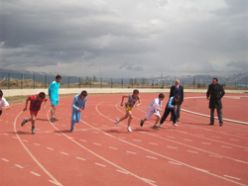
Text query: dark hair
133 89 139 94
158 93 165 99
213 77 218 82
38 92 46 99
0 89 3 97
80 90 88 97
55 75 62 80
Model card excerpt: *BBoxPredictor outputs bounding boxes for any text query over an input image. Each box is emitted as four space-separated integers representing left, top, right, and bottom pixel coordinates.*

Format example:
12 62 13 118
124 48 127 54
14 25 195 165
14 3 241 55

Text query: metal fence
0 71 248 90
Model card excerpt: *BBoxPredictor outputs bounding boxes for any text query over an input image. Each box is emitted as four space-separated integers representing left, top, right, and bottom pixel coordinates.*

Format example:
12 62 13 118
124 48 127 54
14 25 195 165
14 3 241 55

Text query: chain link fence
1 71 248 90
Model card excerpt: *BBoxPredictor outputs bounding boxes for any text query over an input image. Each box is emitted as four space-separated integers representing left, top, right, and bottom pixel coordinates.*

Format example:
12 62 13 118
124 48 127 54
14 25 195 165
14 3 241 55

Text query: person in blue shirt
48 75 62 122
70 90 88 132
156 95 179 128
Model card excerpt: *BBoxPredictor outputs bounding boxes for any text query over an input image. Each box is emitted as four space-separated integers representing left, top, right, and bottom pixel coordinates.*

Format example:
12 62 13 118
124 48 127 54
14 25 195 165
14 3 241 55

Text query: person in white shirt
140 93 165 128
0 89 10 116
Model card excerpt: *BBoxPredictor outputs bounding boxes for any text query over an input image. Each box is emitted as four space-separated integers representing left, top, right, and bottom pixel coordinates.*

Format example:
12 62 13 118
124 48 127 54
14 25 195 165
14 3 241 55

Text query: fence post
7 73 10 89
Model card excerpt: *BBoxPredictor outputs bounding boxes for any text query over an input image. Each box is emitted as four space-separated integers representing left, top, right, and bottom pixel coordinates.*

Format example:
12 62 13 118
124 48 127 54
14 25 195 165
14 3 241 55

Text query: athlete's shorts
30 110 39 117
125 105 133 112
146 108 161 119
0 110 2 116
50 99 59 107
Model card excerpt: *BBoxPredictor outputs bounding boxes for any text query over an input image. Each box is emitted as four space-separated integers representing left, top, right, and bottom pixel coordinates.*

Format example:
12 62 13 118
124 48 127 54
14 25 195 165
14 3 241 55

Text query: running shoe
114 118 120 126
140 120 144 127
31 127 35 134
127 126 132 132
21 119 28 126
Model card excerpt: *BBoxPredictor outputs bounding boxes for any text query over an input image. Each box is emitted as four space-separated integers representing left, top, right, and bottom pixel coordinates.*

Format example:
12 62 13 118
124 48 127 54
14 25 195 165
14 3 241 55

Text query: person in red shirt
21 92 47 134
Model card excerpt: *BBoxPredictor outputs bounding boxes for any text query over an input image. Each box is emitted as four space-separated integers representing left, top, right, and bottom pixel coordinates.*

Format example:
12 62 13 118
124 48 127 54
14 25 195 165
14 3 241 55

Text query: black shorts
0 110 2 116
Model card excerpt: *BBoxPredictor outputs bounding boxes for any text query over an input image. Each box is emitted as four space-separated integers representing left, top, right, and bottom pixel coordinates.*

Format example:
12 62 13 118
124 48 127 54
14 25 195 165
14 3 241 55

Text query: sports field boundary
3 88 247 97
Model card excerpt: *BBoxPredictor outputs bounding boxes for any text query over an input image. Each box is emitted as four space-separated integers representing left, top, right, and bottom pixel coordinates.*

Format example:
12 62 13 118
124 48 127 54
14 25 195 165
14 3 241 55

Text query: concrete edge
2 88 247 97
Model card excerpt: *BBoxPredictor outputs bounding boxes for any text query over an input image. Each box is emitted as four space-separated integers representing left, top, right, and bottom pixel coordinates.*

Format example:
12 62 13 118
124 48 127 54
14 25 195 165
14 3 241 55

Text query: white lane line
183 138 192 142
47 116 157 186
209 154 223 159
108 146 118 151
230 138 239 142
224 175 241 181
1 158 9 162
116 169 129 175
201 142 211 145
132 139 142 142
46 147 55 151
93 142 102 146
182 107 248 125
76 157 86 161
168 161 183 166
79 139 87 143
33 143 41 146
96 104 247 186
22 139 29 143
30 171 41 177
166 145 178 150
14 111 63 186
148 142 158 146
15 164 24 169
146 156 158 160
126 150 137 155
187 150 199 154
221 145 233 149
3 133 9 136
95 162 107 168
49 179 62 186
167 136 176 139
60 152 69 156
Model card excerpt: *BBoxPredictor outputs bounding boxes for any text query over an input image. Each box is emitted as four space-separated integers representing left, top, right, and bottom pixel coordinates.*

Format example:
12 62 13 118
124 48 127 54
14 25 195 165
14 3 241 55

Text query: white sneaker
114 118 120 126
173 123 178 127
127 126 132 132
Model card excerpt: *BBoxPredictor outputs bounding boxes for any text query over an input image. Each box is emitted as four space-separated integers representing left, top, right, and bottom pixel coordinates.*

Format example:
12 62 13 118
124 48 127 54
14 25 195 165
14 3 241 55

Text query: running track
1 93 248 186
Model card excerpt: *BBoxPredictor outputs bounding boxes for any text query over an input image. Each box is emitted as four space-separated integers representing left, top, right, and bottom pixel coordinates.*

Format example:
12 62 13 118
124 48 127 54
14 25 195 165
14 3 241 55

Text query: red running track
0 92 248 186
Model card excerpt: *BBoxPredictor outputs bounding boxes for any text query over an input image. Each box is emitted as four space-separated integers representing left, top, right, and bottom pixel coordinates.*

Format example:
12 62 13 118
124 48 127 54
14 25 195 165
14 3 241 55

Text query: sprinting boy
70 90 88 132
0 89 10 116
155 95 179 128
21 92 47 134
48 75 62 122
115 89 140 132
140 93 165 128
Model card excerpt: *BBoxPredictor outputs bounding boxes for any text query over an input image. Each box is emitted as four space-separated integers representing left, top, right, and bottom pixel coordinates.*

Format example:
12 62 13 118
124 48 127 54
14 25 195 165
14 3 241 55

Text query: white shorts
146 108 161 119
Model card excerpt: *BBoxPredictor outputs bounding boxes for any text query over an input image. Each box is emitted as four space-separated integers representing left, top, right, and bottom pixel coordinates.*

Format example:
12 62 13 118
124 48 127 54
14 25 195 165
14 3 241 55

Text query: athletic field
1 92 248 186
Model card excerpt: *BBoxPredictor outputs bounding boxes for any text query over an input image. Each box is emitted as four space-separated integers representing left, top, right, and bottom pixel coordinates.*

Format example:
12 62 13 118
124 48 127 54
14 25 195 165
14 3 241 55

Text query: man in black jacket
206 78 225 126
169 79 184 121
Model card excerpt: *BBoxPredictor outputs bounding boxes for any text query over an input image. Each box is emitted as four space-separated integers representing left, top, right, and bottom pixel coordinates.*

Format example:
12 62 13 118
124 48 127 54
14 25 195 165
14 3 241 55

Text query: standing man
169 79 184 121
48 75 62 122
206 77 225 126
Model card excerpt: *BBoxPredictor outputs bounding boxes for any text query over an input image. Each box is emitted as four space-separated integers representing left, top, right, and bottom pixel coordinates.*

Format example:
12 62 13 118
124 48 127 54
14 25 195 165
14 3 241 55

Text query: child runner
70 90 88 132
155 95 179 128
115 89 140 132
140 93 165 128
21 92 47 134
48 74 62 122
0 89 10 116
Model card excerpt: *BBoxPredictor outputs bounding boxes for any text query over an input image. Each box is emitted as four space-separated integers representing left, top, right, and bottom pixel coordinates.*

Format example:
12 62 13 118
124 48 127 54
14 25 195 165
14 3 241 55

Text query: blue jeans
71 111 81 130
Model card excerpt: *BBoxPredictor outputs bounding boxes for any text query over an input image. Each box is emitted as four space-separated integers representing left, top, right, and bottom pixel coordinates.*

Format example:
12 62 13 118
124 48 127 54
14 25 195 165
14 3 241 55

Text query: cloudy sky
0 0 247 78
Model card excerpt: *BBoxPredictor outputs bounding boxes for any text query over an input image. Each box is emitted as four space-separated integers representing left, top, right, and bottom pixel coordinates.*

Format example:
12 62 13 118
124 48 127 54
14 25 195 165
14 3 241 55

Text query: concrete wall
2 88 247 97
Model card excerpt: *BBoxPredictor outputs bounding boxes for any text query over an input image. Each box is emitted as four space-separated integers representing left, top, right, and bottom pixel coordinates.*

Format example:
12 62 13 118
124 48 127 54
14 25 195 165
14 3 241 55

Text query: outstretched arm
120 96 128 106
23 97 30 111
